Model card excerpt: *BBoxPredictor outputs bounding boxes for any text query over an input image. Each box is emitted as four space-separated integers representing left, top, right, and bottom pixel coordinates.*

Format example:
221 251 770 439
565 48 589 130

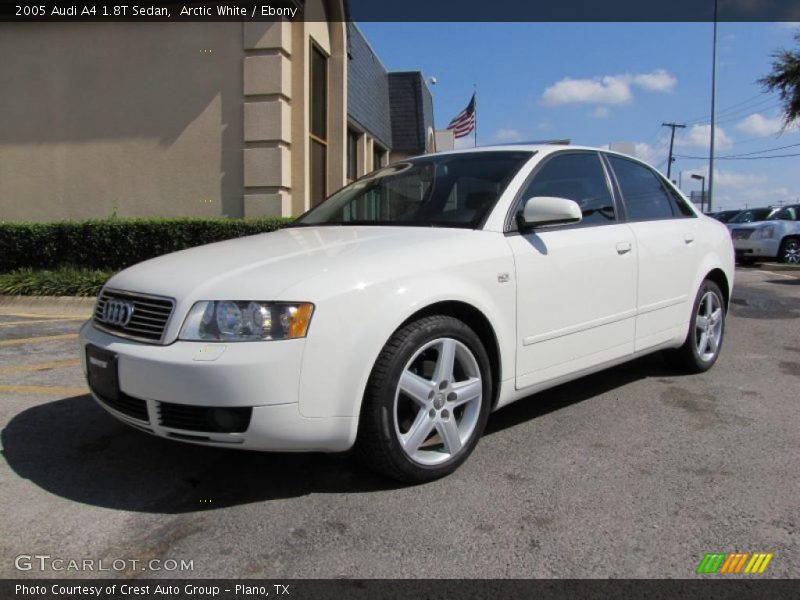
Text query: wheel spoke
711 308 722 324
432 338 457 383
399 370 434 408
708 332 719 353
705 293 713 316
436 417 462 455
696 316 709 332
697 332 709 355
401 410 435 454
449 377 482 408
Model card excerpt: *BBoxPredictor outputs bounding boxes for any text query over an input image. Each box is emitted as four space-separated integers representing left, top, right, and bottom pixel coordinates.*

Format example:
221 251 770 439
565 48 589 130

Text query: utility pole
662 122 686 180
708 0 718 212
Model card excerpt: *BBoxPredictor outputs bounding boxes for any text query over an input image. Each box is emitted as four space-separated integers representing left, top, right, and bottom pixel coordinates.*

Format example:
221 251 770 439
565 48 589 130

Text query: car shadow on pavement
2 353 684 514
1 395 402 514
485 352 680 436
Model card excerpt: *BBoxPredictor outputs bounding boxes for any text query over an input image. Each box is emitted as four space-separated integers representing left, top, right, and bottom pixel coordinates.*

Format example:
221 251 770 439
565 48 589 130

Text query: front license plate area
86 345 119 401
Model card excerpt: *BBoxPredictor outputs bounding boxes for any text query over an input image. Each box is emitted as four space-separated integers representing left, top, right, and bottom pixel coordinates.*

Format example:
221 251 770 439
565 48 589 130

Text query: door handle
684 233 695 244
616 241 632 254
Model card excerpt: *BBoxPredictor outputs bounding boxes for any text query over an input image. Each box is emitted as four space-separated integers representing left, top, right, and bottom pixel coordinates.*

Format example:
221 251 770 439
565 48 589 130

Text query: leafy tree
759 31 800 126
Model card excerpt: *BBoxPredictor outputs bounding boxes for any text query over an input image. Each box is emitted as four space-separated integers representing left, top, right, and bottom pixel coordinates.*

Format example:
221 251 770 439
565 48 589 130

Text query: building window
372 143 385 172
347 128 359 183
310 43 328 206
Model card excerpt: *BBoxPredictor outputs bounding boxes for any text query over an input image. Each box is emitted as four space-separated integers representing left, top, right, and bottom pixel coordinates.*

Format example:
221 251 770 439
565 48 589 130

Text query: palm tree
759 32 800 126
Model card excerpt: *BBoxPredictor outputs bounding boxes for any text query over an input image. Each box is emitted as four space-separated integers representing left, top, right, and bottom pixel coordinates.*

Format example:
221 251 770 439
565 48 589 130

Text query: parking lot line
0 384 88 396
0 318 86 327
0 359 82 374
758 269 798 280
0 333 78 347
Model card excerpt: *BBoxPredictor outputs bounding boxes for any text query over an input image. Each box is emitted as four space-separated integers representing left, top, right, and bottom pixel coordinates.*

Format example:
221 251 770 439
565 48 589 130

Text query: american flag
446 93 476 139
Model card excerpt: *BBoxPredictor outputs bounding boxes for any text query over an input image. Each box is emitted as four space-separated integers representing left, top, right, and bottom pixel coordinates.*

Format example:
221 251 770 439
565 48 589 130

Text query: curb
0 294 95 317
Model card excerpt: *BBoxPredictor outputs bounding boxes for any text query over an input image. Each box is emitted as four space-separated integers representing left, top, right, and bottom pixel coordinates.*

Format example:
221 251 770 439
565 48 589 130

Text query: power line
719 141 800 157
675 152 800 160
683 93 776 126
675 141 800 160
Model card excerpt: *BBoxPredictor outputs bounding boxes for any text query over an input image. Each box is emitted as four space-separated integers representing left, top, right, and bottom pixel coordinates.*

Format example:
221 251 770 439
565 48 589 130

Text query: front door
508 152 638 390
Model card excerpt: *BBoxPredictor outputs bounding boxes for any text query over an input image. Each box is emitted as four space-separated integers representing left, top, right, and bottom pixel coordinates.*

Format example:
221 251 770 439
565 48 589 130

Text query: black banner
3 579 800 600
1 0 800 22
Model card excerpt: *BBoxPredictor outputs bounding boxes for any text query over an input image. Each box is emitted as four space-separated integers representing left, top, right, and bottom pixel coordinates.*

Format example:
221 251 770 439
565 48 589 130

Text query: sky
358 22 800 211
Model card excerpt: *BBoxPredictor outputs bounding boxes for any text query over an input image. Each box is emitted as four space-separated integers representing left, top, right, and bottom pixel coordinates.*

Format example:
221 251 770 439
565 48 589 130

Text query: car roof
428 143 655 165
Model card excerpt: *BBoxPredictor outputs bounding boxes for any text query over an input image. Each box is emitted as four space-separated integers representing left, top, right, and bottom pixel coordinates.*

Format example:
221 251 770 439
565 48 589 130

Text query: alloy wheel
393 337 483 466
695 291 723 362
783 240 800 264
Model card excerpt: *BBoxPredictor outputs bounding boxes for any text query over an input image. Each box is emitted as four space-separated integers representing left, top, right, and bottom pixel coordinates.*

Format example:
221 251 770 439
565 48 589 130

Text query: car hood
105 225 478 302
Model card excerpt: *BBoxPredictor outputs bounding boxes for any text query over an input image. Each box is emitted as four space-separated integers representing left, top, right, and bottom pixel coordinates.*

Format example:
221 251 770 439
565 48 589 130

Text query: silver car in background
731 204 800 264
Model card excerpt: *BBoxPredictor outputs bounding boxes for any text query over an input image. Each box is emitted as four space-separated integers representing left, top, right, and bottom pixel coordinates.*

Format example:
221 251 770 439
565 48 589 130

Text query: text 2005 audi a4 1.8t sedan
80 145 734 482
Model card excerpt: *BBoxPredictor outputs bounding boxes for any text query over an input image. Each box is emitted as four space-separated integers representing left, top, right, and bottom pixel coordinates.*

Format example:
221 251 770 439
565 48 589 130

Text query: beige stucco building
0 3 434 222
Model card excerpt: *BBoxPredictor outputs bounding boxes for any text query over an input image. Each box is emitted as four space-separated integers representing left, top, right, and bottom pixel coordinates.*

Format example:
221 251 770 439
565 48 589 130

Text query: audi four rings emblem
102 299 135 327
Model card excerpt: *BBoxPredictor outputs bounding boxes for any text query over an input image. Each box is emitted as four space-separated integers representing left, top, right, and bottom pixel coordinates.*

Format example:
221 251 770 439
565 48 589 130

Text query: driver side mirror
517 196 583 231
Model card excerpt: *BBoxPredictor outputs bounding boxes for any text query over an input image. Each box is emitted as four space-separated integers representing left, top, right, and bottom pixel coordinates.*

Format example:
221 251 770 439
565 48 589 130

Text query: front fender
293 258 516 422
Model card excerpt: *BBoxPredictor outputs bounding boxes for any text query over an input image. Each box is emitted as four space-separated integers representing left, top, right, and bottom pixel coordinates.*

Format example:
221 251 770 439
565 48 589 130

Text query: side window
773 206 798 221
517 153 616 227
661 178 696 217
608 156 678 222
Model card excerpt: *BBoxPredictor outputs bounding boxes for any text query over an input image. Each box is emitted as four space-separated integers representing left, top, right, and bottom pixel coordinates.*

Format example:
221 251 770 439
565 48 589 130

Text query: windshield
729 208 774 223
293 151 533 228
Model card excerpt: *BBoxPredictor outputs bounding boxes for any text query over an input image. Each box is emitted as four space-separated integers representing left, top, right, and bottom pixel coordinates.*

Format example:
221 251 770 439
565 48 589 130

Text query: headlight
179 301 314 341
754 226 776 240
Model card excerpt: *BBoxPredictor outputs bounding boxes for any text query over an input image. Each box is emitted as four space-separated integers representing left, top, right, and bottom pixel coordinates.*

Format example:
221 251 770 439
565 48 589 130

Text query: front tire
664 280 726 373
355 315 492 483
779 237 800 264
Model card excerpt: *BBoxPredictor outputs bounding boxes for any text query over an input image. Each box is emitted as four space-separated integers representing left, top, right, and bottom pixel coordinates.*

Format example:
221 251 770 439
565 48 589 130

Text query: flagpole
473 83 478 148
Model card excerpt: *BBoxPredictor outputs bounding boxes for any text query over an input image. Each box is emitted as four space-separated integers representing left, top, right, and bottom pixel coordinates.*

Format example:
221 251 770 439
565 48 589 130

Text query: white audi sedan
80 145 734 482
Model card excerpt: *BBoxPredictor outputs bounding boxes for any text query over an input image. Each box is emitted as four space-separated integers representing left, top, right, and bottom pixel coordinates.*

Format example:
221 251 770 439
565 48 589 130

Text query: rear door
507 151 638 390
604 154 700 351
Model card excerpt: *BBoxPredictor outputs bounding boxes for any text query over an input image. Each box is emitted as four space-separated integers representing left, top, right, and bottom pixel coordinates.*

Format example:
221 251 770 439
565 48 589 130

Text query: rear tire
355 315 492 483
664 280 726 373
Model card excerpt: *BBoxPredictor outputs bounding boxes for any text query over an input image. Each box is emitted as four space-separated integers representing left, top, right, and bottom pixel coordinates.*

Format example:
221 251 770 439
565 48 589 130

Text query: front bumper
732 238 779 259
79 322 357 452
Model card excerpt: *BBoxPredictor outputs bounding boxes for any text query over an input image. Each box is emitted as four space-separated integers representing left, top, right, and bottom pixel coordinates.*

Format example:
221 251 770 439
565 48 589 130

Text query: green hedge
0 217 294 273
0 267 114 297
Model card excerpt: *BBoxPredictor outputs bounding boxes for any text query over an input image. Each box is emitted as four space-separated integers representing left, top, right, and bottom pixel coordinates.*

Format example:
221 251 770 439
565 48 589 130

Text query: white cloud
630 69 677 92
541 70 676 106
542 76 632 106
589 106 611 119
676 124 734 150
741 186 793 202
494 128 523 142
454 135 475 149
776 22 800 30
736 113 797 136
681 163 798 210
684 165 766 188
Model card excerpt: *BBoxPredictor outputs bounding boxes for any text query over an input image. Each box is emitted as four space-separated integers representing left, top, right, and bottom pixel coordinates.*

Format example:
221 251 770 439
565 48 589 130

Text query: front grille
158 402 252 433
95 391 150 422
94 289 175 344
731 228 753 240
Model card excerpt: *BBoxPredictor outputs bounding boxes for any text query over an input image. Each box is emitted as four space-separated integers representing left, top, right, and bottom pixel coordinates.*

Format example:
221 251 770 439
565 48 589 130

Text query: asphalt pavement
0 266 798 579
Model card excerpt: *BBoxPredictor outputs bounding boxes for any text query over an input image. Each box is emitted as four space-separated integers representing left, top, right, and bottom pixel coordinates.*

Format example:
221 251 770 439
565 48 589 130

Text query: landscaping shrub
0 267 114 297
0 217 294 272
